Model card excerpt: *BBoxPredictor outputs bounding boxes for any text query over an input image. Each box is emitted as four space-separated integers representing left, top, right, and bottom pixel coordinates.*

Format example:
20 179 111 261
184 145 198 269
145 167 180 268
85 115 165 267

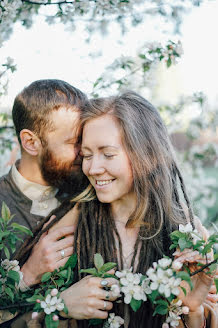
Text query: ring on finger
103 300 107 310
100 279 108 287
105 291 110 300
60 249 65 259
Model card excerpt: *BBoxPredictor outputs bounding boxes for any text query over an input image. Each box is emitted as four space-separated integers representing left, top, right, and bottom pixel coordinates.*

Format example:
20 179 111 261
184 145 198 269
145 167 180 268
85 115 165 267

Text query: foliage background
0 0 217 229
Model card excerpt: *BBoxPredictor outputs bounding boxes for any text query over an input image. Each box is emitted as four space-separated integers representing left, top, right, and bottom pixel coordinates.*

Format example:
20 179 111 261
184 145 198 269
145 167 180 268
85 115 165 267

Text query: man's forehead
48 107 80 131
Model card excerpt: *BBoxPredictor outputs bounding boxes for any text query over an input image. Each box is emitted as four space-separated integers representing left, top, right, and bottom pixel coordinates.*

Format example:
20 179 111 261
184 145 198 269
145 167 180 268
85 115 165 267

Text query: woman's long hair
74 91 195 328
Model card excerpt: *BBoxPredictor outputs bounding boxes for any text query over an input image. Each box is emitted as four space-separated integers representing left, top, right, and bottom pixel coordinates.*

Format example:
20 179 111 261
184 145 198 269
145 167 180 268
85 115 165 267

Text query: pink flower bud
36 299 41 303
32 312 39 320
51 288 58 297
53 314 59 321
162 323 169 328
182 306 189 314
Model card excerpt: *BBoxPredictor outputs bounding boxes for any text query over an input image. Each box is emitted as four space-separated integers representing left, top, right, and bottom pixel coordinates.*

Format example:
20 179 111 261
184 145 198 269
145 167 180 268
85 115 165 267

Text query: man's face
39 107 84 190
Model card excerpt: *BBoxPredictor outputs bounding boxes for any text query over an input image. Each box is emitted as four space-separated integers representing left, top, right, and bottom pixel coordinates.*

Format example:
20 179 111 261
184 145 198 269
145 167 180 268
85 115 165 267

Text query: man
0 79 87 287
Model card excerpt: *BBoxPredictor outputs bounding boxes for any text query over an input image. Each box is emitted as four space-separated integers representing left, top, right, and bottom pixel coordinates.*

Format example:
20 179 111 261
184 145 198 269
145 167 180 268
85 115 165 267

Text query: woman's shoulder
50 203 80 231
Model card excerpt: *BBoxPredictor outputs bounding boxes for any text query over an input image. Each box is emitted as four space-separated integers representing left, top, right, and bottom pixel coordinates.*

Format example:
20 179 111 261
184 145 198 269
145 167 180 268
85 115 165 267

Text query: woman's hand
174 248 214 312
60 275 120 320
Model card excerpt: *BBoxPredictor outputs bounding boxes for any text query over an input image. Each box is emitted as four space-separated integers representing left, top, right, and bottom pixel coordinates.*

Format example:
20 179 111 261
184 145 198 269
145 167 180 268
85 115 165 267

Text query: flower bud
162 323 169 328
32 312 39 320
53 314 59 321
36 299 41 303
182 306 189 314
51 288 58 297
172 260 183 271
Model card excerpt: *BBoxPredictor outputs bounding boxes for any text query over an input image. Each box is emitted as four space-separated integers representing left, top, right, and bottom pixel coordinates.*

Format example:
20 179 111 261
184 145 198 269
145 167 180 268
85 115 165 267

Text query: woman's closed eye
82 154 93 159
104 153 115 158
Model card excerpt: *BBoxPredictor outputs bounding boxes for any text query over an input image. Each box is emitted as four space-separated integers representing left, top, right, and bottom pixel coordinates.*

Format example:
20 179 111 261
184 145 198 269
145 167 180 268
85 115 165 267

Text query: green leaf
176 271 193 290
94 253 104 270
3 245 10 259
153 304 168 316
45 314 59 328
130 298 142 312
99 262 117 273
154 299 169 307
26 294 44 302
181 286 187 296
178 238 192 251
11 223 33 236
170 230 185 240
58 270 68 278
66 266 72 283
80 268 98 275
1 202 11 221
102 273 117 279
88 319 103 326
41 272 52 282
0 231 10 241
148 290 159 303
7 270 20 284
215 278 218 294
5 287 14 301
55 279 65 287
63 253 77 270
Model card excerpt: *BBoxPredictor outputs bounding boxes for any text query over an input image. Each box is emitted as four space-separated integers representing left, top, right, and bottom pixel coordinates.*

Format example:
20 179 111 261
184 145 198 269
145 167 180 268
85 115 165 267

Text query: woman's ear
20 129 42 156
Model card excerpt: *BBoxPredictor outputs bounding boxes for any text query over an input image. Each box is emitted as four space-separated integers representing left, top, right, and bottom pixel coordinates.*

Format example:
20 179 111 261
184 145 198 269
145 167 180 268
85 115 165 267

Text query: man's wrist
21 263 39 287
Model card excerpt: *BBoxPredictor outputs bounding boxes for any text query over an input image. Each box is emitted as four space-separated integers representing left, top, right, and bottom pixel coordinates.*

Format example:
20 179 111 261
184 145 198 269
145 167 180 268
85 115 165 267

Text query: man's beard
39 146 88 195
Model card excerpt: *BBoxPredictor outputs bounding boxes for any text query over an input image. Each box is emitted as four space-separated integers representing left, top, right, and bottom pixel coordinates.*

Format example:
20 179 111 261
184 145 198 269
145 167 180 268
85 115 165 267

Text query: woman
15 91 216 327
60 91 216 327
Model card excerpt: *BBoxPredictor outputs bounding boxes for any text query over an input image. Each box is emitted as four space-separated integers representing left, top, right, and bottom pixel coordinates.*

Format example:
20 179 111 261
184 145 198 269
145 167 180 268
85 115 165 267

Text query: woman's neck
111 192 137 225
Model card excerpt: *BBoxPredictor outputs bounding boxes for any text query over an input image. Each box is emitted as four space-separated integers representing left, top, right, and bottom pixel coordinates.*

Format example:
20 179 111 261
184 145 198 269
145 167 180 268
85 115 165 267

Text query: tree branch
0 302 34 310
22 0 75 5
190 258 217 277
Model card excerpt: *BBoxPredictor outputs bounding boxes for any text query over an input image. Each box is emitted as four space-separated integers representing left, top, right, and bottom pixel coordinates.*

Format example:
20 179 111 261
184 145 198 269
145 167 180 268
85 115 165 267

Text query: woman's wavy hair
72 91 195 327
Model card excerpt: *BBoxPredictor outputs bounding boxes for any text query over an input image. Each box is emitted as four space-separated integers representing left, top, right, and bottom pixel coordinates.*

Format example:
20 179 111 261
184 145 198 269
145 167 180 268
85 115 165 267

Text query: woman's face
82 114 133 205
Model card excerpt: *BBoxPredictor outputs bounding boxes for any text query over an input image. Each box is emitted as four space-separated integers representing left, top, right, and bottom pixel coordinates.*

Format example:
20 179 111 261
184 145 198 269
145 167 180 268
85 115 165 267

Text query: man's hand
21 220 75 286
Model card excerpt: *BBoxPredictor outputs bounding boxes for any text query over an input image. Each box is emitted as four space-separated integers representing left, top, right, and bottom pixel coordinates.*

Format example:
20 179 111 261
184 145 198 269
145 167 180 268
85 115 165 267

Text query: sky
1 1 218 111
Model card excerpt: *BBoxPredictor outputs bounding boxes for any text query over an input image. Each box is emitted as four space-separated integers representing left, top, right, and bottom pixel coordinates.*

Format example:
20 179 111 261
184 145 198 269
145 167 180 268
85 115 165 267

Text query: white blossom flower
166 311 181 327
111 284 121 298
41 294 57 315
172 260 183 271
179 223 193 233
158 258 172 269
182 306 189 314
55 298 64 311
141 279 152 295
40 294 64 315
107 313 124 328
115 268 133 279
118 269 146 304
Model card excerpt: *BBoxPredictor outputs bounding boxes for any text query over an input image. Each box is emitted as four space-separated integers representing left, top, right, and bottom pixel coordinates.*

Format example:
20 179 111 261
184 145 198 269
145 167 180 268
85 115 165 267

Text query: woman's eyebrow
81 145 119 151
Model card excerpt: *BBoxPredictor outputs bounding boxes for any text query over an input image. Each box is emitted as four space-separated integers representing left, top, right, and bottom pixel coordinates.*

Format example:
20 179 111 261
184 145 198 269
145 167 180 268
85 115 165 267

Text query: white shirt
11 164 60 216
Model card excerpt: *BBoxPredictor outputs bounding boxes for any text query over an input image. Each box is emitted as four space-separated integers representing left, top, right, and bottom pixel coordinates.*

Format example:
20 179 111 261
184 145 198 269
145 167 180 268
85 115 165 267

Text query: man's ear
20 129 42 156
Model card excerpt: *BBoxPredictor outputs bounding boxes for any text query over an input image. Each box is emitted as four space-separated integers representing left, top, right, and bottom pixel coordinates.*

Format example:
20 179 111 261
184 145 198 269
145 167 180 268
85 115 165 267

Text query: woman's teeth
96 180 113 186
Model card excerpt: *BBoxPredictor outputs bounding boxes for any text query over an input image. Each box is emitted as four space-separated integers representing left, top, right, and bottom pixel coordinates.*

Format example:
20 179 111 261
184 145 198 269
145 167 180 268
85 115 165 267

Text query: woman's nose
88 157 105 176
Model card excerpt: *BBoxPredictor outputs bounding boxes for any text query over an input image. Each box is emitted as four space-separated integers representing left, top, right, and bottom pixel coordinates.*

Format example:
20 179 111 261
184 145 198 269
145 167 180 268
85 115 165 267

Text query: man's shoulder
0 170 12 190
